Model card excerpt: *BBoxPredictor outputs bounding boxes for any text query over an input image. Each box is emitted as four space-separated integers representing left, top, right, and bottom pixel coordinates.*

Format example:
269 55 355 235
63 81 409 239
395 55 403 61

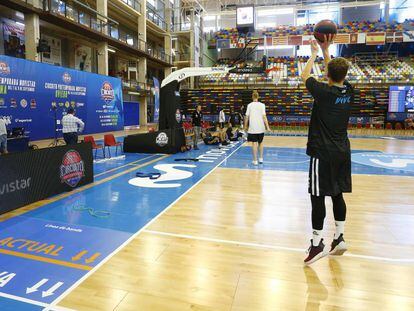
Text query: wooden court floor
58 136 414 311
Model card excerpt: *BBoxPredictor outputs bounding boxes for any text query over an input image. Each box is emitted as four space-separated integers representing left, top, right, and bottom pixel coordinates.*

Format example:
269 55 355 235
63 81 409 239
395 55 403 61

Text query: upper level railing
173 52 191 62
172 22 191 32
146 5 167 31
120 0 141 13
121 79 150 92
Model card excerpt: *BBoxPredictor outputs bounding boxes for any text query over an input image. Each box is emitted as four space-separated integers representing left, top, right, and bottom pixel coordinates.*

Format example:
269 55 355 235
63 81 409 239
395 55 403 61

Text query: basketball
148 127 155 132
314 19 337 42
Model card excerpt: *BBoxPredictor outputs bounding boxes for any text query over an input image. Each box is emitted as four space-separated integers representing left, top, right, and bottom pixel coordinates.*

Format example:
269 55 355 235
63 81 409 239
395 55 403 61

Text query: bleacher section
200 56 414 85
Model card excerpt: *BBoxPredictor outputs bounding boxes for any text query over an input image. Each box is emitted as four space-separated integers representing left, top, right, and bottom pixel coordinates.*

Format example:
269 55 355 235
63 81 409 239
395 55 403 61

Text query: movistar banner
0 55 124 140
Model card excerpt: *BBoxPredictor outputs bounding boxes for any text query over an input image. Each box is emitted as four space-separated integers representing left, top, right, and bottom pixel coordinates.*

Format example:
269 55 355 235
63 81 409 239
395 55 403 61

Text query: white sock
312 230 323 246
335 221 345 239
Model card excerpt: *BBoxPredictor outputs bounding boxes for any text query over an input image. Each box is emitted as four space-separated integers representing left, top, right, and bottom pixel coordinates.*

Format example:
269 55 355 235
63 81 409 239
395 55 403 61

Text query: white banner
41 34 61 66
74 44 92 72
403 31 414 42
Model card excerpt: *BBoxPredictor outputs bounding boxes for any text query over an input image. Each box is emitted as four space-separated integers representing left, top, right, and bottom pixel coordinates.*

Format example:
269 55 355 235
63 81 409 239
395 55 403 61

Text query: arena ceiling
181 0 382 13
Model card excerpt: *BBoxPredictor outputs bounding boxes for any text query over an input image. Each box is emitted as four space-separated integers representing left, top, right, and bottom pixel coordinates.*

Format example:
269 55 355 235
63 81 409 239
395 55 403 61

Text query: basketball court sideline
1 135 413 311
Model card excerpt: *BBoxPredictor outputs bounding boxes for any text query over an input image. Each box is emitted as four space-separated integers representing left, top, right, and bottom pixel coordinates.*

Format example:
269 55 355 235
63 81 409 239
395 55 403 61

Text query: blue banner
123 101 140 126
0 55 124 140
153 77 160 124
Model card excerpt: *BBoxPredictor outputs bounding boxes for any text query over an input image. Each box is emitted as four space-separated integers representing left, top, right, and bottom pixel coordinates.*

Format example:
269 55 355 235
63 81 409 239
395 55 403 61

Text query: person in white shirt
219 107 226 129
62 108 85 145
0 116 11 154
244 90 270 165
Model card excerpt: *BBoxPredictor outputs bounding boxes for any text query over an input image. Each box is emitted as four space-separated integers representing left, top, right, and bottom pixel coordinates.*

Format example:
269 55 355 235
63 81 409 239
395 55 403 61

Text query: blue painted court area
220 146 414 177
0 141 242 310
0 297 44 311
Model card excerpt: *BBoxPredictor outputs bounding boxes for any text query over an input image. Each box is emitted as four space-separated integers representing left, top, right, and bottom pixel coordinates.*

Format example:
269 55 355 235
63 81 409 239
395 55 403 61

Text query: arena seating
212 19 414 40
200 56 414 85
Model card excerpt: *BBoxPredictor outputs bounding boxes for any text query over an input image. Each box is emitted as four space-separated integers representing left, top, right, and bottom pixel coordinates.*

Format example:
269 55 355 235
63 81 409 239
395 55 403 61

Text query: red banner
288 35 302 46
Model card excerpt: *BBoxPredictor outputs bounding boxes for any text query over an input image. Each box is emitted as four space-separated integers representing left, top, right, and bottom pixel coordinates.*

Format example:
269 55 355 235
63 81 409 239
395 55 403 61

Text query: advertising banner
153 77 160 124
0 55 124 140
366 32 386 45
0 142 93 215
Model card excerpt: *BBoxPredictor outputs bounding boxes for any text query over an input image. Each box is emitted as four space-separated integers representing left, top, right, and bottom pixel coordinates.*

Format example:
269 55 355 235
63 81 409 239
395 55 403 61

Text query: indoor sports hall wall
181 87 389 124
0 55 124 140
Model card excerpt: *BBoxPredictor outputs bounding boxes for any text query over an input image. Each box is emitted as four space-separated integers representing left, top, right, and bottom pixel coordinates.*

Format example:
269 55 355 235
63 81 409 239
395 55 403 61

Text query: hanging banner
357 33 366 44
334 34 350 44
41 34 62 66
74 44 92 72
288 35 302 46
403 31 414 42
153 77 160 124
272 36 288 45
302 35 313 45
366 32 386 45
0 55 124 140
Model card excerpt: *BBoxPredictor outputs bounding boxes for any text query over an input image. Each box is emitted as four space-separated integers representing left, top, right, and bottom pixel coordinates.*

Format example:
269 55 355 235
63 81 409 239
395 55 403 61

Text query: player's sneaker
252 160 258 165
329 234 347 256
259 158 264 164
304 239 327 265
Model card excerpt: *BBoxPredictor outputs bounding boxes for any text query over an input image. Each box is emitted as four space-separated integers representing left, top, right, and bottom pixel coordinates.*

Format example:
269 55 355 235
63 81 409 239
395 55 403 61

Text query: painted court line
46 142 244 311
0 292 74 310
143 230 414 264
94 154 158 177
0 292 49 308
0 249 92 271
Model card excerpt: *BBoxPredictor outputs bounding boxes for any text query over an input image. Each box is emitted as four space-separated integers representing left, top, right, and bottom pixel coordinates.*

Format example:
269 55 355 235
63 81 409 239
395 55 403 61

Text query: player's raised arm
318 34 335 77
300 40 319 82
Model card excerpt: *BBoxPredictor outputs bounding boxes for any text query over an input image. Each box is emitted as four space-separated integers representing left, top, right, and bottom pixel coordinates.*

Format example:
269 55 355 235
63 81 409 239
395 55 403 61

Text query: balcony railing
172 22 191 32
146 5 167 30
147 47 171 63
173 53 191 62
120 0 141 13
121 79 151 92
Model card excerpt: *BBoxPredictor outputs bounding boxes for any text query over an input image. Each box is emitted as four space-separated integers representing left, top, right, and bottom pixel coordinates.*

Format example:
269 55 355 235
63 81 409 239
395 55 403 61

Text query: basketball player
301 35 354 265
244 90 270 165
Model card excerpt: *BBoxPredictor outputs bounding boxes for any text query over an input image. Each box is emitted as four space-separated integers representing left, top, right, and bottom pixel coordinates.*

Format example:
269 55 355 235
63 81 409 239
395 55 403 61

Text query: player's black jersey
305 77 354 158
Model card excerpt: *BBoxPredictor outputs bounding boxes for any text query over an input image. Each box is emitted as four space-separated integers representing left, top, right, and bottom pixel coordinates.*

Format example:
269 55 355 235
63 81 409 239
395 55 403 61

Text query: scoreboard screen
237 6 255 27
388 86 414 113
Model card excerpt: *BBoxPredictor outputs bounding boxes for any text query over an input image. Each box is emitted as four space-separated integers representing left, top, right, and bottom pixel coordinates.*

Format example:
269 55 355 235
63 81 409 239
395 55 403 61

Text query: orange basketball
148 127 155 133
314 20 337 42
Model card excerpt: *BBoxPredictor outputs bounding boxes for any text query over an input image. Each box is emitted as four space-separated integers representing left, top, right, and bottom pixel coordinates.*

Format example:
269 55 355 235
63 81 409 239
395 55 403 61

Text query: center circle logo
60 150 85 187
0 62 10 75
156 132 168 147
101 81 115 103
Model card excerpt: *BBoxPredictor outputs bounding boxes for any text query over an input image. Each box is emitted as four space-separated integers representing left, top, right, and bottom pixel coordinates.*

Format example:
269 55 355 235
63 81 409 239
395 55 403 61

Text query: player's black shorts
308 153 352 197
247 133 264 143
